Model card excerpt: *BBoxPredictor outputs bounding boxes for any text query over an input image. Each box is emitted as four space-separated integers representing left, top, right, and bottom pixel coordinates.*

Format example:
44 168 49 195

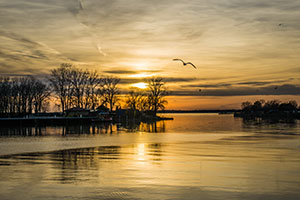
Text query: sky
0 0 300 109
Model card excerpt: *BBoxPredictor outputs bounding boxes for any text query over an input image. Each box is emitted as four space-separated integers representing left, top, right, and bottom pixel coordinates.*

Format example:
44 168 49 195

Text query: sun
132 82 148 89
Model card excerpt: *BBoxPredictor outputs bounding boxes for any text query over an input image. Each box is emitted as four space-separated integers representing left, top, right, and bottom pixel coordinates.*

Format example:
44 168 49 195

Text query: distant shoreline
159 109 239 114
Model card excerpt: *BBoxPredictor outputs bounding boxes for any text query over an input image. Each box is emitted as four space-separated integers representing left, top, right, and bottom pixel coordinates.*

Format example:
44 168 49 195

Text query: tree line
241 99 298 113
0 63 168 116
125 77 167 116
0 76 50 114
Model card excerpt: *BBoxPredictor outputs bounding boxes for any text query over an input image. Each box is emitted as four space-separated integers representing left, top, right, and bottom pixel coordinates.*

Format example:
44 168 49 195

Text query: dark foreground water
1 114 300 200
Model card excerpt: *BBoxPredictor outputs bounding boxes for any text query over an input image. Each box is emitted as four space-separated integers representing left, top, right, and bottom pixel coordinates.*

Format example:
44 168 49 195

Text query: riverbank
234 111 300 120
0 116 110 126
0 113 173 127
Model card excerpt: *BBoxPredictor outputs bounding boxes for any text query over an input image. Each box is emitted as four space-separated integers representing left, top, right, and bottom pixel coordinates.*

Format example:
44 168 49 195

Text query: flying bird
173 59 197 69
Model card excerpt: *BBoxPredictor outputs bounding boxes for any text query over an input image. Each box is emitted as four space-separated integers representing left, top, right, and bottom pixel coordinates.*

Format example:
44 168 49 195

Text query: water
1 114 300 200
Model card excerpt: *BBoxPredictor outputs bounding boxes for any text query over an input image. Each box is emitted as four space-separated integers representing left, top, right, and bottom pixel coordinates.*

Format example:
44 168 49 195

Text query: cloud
103 69 162 75
170 84 300 96
104 70 138 75
236 78 294 86
1 0 300 102
237 81 275 86
181 78 296 89
182 83 232 88
118 77 196 85
0 30 39 47
0 30 74 74
220 0 300 12
119 76 197 84
164 77 197 83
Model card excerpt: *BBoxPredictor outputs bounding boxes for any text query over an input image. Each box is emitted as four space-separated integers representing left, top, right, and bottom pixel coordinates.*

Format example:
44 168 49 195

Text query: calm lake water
1 114 300 200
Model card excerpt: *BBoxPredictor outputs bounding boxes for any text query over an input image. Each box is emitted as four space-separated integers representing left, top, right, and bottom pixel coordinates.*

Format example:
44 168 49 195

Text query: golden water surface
0 114 300 200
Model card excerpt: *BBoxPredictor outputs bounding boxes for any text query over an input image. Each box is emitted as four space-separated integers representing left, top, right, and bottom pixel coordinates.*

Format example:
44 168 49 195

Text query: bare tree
147 77 168 116
69 67 89 108
49 63 108 111
137 95 149 112
103 77 120 112
0 77 10 113
126 90 144 110
11 76 36 114
32 80 51 113
85 71 103 110
0 76 50 115
49 63 73 112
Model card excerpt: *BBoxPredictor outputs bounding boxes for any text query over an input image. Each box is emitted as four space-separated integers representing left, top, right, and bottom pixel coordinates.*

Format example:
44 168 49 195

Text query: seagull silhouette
173 59 197 69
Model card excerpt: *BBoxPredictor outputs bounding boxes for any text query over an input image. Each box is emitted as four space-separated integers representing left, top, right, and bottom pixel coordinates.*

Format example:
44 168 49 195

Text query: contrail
96 44 107 56
0 30 74 62
73 0 107 56
78 0 84 11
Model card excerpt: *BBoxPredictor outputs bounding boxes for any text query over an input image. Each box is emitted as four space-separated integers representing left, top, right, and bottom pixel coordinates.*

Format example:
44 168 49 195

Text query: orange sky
1 0 300 109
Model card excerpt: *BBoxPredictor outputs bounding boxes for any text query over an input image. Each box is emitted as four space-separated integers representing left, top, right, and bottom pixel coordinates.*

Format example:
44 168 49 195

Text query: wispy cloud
171 84 300 96
0 30 74 75
119 76 197 84
182 83 232 88
181 78 296 89
164 77 198 83
1 0 300 106
104 69 162 75
236 79 294 86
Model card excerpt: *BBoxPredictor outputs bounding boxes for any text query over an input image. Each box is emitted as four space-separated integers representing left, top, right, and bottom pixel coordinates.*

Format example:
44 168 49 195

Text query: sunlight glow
132 82 148 89
120 61 149 69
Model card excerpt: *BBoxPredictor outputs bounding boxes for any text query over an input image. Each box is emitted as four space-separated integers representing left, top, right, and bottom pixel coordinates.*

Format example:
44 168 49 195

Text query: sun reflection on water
136 143 145 161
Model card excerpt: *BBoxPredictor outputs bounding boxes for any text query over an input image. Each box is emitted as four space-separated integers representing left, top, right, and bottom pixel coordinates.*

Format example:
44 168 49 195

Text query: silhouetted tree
103 77 120 112
85 71 103 110
279 101 298 112
49 64 106 111
49 63 73 112
0 77 10 113
240 99 299 118
253 99 265 112
264 100 281 112
126 90 145 110
241 101 252 112
147 77 168 116
0 76 50 115
32 80 51 113
137 95 150 112
68 67 90 108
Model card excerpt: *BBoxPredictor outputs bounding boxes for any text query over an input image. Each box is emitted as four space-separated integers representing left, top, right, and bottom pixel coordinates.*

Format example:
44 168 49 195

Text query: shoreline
0 115 173 127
